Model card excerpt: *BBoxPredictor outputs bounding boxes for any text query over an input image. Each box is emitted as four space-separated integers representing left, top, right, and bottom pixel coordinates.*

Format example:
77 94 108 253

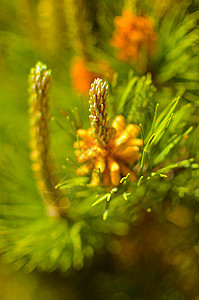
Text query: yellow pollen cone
111 115 126 134
91 171 100 186
108 158 121 186
77 163 92 175
77 129 93 142
116 151 140 163
95 157 106 173
115 146 140 157
114 124 139 147
73 140 86 149
127 138 143 147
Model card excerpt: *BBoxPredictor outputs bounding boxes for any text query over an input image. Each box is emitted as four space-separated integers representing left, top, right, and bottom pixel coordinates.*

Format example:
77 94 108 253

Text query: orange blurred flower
70 57 96 95
70 57 113 95
111 11 157 62
74 78 142 186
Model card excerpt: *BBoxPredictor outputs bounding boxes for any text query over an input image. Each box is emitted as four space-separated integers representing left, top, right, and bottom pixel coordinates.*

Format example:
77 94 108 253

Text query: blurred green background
0 0 199 299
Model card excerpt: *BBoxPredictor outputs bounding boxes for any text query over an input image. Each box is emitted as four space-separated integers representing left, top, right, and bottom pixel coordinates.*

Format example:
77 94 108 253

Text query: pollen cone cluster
111 10 157 62
74 78 143 186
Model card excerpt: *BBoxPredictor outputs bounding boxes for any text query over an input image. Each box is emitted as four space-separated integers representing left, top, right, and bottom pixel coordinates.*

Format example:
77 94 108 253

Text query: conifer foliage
0 0 199 299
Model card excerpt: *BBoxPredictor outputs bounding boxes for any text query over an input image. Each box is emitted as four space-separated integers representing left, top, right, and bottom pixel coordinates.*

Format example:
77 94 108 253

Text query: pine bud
89 78 111 145
29 62 69 215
